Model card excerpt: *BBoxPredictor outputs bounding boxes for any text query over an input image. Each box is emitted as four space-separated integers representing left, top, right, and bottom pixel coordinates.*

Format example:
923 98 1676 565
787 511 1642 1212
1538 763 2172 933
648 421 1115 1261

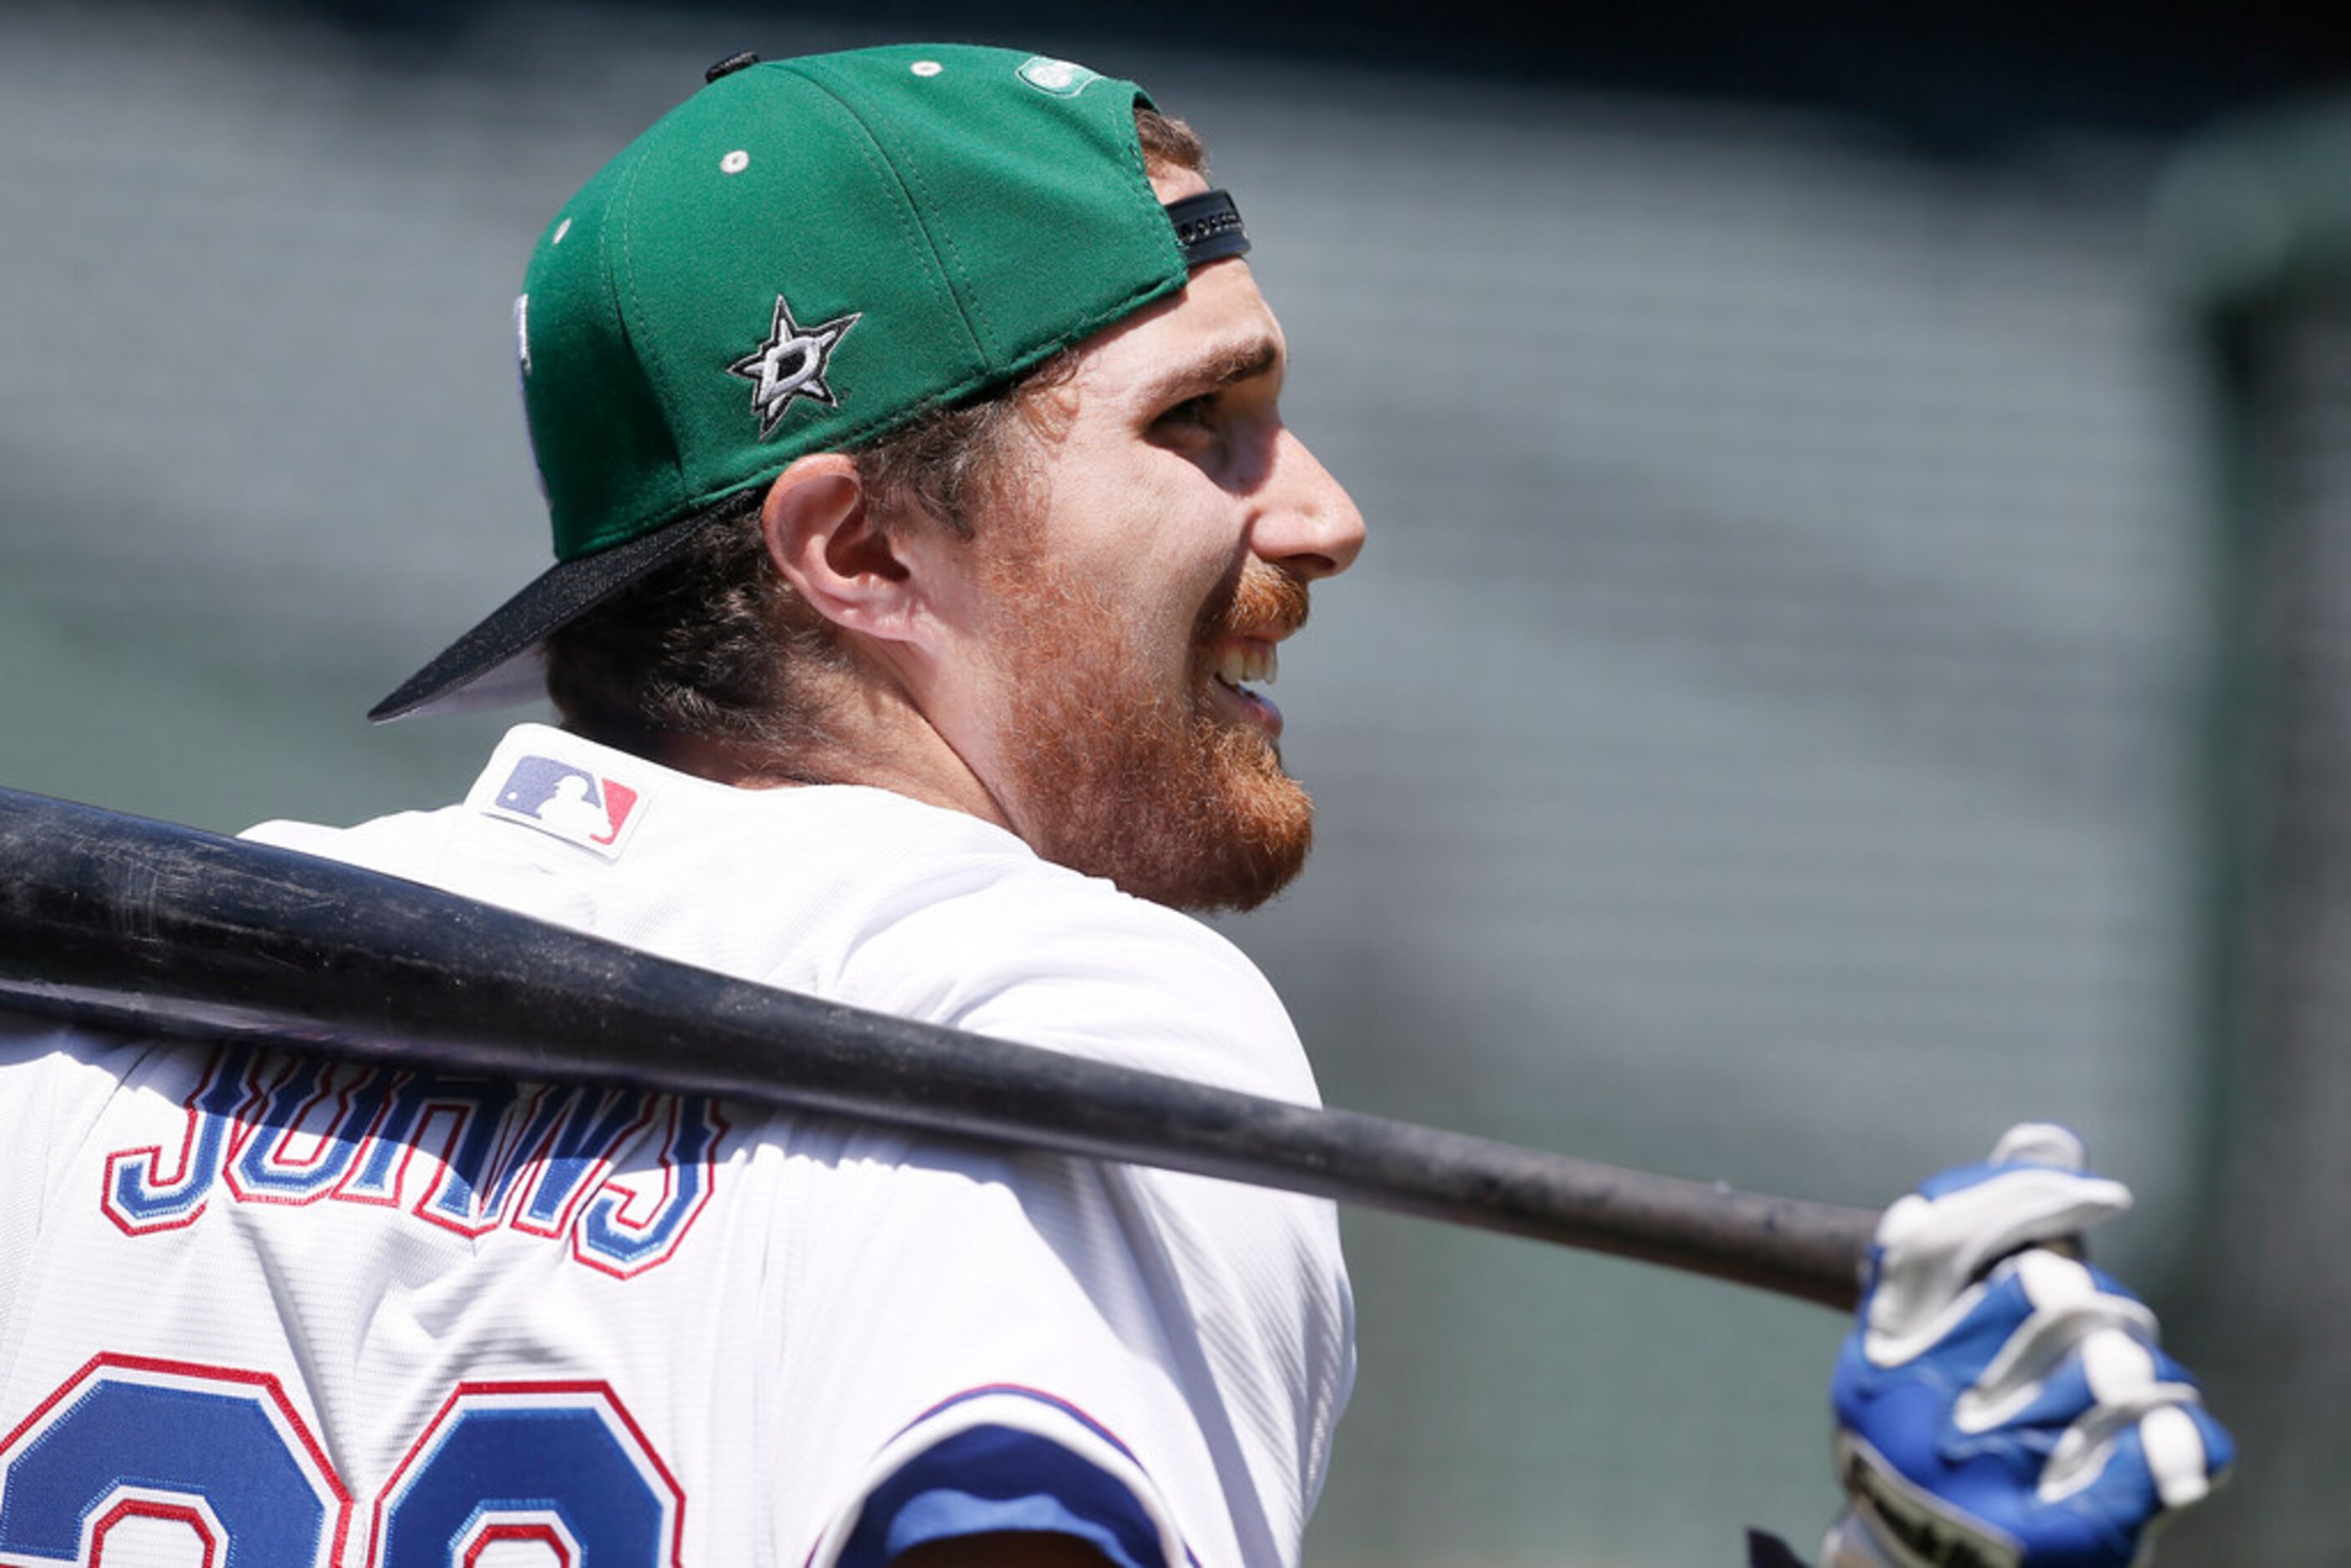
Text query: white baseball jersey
0 723 1354 1568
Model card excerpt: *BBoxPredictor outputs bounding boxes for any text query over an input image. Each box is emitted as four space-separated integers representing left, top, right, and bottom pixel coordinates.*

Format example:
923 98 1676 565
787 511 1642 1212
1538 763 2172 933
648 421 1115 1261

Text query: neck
647 684 1015 834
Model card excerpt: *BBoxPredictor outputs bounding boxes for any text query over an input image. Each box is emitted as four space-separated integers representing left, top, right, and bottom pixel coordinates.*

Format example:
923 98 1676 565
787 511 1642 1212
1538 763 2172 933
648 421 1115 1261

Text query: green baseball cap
372 43 1251 721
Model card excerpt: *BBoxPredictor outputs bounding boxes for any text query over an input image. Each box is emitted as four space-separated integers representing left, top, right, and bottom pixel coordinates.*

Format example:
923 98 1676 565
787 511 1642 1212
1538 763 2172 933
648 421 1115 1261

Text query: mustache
1206 559 1312 643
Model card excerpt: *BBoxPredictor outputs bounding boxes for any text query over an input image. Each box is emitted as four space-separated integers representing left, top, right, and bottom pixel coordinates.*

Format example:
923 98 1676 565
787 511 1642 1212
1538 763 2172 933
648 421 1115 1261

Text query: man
0 43 2222 1568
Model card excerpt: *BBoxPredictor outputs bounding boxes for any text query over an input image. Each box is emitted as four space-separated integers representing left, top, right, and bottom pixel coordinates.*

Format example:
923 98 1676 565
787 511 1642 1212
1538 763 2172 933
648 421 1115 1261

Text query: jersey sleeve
760 880 1353 1568
806 1387 1191 1568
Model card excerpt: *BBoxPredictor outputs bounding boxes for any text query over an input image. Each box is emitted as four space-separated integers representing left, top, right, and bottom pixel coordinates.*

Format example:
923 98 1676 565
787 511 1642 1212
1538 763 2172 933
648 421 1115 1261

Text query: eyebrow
1136 336 1283 411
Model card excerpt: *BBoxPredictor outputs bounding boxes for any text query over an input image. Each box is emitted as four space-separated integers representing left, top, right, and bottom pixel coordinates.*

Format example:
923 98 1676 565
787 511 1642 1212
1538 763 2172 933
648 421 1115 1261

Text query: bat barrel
0 786 1874 1310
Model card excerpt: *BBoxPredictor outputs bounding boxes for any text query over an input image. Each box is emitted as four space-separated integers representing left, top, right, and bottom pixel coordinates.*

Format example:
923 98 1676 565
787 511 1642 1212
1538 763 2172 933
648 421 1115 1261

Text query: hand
1823 1125 2231 1568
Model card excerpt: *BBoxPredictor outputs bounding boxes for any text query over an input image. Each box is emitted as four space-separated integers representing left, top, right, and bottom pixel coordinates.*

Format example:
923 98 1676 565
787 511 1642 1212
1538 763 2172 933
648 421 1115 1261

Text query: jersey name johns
103 1044 726 1277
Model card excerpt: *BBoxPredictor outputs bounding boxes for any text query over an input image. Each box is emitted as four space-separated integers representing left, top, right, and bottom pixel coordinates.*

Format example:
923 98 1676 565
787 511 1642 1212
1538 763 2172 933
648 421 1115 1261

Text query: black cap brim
368 506 716 722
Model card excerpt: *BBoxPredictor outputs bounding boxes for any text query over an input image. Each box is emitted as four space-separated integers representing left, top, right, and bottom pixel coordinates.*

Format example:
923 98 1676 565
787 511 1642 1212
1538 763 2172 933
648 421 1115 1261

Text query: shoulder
833 827 1318 1107
240 805 462 871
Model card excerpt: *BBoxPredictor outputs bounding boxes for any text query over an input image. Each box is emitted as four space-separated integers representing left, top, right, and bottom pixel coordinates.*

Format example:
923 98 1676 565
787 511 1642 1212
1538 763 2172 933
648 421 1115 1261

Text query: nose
1251 427 1366 582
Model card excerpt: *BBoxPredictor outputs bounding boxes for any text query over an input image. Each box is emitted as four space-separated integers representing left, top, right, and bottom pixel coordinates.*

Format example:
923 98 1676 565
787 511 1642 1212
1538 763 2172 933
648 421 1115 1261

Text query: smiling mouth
1210 639 1283 736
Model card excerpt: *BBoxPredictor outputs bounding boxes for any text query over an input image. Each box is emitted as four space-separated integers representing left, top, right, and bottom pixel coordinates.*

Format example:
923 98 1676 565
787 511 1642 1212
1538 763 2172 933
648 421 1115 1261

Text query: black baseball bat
0 786 1876 1309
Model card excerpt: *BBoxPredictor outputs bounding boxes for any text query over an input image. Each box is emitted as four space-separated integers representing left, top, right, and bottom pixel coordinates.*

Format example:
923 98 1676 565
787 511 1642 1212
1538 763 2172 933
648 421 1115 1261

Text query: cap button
704 52 759 83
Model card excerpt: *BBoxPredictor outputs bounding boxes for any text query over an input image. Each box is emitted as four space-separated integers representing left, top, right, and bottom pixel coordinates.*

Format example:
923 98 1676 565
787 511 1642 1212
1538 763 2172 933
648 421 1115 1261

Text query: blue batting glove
1823 1125 2232 1568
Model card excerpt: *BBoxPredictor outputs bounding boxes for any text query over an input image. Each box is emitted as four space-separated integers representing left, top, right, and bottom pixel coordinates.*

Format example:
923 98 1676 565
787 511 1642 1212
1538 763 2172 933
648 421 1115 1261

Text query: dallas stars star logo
726 294 861 438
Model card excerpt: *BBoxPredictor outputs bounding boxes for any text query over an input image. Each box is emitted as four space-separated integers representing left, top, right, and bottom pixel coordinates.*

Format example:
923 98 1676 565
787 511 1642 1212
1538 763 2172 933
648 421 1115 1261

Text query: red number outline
0 1353 352 1567
368 1379 688 1568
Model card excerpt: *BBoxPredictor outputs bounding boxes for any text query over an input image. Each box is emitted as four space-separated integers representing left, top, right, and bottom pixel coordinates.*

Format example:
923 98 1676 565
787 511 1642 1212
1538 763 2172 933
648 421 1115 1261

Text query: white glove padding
1823 1124 2231 1568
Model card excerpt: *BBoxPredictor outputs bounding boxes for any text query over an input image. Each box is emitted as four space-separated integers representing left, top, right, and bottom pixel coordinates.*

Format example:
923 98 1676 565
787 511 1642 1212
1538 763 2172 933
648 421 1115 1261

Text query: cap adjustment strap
1165 190 1250 267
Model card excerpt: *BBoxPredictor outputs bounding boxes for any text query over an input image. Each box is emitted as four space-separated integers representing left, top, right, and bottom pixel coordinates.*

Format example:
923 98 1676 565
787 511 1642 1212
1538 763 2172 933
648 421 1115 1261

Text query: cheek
1040 448 1246 654
1129 543 1237 669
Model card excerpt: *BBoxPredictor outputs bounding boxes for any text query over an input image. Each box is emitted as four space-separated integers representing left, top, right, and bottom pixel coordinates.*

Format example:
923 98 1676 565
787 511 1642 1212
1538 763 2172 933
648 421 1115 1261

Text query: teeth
1216 642 1278 687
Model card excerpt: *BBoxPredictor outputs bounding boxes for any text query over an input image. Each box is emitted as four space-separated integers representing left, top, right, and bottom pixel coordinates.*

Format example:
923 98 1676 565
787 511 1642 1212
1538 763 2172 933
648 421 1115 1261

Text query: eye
1154 393 1219 437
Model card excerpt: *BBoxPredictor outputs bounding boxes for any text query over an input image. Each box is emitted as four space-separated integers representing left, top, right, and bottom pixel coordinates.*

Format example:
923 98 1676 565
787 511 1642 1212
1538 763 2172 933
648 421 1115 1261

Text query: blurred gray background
6 1 2346 1561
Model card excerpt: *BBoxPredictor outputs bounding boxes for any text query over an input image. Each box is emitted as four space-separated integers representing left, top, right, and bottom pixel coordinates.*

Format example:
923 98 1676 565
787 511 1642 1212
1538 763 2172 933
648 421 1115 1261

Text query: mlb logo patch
484 755 645 858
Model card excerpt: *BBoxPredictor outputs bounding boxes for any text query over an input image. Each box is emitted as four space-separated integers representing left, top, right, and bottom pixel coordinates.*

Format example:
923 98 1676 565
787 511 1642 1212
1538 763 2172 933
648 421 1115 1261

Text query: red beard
990 557 1316 912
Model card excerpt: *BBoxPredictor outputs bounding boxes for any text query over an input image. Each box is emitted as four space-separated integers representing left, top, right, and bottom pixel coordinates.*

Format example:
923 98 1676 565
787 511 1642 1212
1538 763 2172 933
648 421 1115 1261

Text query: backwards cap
372 43 1250 721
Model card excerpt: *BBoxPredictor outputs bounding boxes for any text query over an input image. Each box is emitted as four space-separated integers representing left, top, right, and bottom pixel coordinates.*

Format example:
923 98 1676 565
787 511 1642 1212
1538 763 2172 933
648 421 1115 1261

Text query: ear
759 453 930 648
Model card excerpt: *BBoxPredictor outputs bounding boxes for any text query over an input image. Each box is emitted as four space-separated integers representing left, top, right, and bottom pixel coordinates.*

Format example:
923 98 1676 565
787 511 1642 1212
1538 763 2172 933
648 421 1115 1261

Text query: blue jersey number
0 1357 683 1565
